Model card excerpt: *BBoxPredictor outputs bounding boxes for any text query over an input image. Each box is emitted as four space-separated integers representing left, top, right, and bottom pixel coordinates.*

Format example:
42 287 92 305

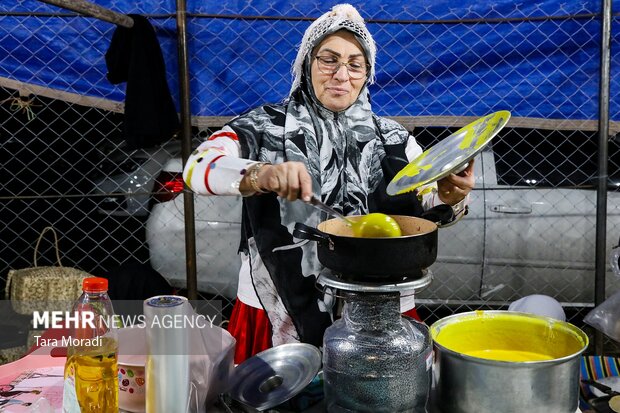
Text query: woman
183 4 473 363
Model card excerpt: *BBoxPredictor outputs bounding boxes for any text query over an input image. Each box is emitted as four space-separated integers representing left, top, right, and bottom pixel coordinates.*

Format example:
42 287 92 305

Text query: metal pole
37 0 133 28
175 0 198 300
595 0 612 355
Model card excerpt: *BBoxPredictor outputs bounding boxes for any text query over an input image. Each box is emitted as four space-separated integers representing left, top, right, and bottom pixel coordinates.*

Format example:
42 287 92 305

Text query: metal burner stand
317 268 432 296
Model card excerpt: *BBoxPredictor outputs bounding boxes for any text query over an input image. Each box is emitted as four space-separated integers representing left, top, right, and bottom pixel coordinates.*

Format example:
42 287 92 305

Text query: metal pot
430 311 589 413
293 215 437 281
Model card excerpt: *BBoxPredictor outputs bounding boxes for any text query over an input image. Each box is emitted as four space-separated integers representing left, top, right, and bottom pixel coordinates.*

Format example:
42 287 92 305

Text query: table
0 348 584 413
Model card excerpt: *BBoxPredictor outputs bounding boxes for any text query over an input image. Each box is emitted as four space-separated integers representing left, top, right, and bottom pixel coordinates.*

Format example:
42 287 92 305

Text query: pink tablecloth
0 345 65 383
0 344 65 412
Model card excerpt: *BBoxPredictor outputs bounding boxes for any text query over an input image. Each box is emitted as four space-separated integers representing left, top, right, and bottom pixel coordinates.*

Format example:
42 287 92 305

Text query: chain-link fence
1 1 619 356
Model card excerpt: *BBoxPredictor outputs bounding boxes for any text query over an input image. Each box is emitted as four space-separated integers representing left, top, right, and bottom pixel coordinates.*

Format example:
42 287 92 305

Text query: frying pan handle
421 204 455 227
293 223 331 245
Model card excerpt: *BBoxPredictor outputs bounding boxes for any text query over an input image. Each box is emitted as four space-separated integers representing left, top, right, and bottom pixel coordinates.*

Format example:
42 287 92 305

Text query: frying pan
293 214 439 282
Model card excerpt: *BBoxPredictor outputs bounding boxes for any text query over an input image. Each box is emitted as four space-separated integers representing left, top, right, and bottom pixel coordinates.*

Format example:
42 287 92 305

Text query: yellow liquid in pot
464 349 554 362
432 312 586 363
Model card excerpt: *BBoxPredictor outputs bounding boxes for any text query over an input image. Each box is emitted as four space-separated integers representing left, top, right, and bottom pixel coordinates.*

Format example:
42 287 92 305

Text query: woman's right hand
248 161 313 202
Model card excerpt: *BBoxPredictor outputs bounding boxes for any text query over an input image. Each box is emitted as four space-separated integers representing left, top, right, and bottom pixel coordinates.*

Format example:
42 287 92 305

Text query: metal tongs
306 195 356 227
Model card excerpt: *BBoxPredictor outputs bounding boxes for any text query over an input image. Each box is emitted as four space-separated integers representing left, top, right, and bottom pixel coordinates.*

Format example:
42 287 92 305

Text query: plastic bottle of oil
63 277 119 412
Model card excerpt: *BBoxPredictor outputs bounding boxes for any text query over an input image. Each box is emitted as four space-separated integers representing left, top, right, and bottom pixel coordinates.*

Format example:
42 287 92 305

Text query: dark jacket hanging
105 14 179 149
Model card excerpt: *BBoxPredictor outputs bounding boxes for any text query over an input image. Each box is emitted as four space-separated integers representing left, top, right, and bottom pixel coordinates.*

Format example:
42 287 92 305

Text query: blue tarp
0 0 617 122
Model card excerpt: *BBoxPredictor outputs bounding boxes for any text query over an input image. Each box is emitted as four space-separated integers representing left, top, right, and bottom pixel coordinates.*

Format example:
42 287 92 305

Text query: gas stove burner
318 268 432 293
336 267 425 283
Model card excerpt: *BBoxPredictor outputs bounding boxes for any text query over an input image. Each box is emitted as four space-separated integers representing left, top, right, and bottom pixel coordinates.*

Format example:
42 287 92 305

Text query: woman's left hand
437 159 475 205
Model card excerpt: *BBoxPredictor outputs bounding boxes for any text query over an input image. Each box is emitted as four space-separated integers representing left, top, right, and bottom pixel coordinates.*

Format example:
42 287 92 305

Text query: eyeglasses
314 55 369 79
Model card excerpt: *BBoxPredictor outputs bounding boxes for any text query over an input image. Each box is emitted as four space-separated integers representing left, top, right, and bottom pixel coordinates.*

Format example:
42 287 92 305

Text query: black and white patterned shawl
228 85 424 347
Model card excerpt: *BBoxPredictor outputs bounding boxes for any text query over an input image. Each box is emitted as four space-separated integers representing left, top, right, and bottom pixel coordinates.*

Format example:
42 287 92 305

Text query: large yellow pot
430 310 588 413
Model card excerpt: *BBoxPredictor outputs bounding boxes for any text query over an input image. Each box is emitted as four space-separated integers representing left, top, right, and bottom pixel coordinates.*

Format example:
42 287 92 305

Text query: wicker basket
5 227 92 315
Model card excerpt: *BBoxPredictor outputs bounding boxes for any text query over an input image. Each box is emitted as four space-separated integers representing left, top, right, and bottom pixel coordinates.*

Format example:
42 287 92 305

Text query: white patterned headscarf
290 4 376 96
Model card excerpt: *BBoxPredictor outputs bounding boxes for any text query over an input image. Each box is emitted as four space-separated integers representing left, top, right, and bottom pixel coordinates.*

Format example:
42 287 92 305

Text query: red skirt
227 299 423 364
227 299 273 364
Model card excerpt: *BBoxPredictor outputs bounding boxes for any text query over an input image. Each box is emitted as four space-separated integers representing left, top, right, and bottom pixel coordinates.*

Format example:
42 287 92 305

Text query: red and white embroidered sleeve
183 126 258 195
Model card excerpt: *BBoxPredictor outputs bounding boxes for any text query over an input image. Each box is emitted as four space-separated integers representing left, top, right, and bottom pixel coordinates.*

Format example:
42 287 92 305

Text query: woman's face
310 31 368 112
